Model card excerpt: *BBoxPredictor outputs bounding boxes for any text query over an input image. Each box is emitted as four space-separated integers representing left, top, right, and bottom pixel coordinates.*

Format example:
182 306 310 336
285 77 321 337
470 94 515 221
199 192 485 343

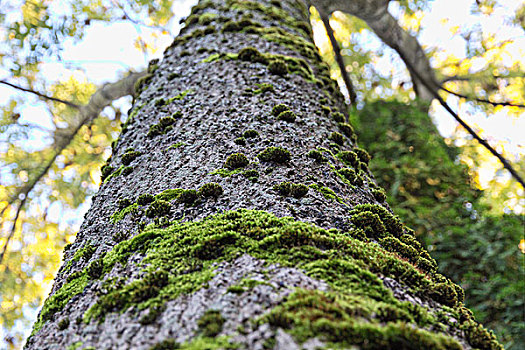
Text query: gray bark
25 1 497 349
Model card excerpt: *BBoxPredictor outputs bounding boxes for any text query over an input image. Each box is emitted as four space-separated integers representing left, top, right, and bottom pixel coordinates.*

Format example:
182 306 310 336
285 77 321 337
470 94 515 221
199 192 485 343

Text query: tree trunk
25 1 501 349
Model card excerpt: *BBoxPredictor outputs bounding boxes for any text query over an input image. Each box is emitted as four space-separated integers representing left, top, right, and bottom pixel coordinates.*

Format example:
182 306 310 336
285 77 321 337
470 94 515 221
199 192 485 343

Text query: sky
0 0 523 347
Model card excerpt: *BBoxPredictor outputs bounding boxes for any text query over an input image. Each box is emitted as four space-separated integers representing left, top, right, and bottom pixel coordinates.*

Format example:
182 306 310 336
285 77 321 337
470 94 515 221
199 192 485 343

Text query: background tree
0 0 522 348
351 100 524 349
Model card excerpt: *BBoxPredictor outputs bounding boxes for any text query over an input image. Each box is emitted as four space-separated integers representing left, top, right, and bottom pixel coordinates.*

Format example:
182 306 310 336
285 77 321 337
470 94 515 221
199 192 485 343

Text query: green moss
117 197 132 210
210 168 243 178
168 72 180 80
349 204 403 237
238 46 268 64
222 20 241 32
201 53 221 63
234 137 246 145
242 169 259 181
225 153 249 169
145 200 172 218
121 166 133 176
100 165 115 182
138 194 155 206
159 116 176 128
155 98 166 107
338 168 363 186
121 150 141 165
306 149 327 163
308 184 346 204
111 203 139 223
277 110 296 122
463 320 502 350
31 273 89 336
140 305 166 325
372 188 387 202
262 289 462 350
337 150 360 168
176 189 199 205
147 124 163 138
329 132 345 146
355 147 371 165
226 278 273 294
271 103 290 116
332 112 345 123
155 189 185 202
252 83 274 94
321 105 331 115
198 12 217 25
134 73 153 95
57 318 69 330
267 59 288 75
197 310 225 337
166 142 186 151
273 182 308 198
338 123 354 138
257 146 291 164
198 183 223 198
167 89 193 103
242 129 259 138
36 208 493 347
178 336 239 349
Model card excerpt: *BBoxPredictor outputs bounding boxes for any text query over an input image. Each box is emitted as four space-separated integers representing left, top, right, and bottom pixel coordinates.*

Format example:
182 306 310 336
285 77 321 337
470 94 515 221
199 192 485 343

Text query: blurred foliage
352 100 524 349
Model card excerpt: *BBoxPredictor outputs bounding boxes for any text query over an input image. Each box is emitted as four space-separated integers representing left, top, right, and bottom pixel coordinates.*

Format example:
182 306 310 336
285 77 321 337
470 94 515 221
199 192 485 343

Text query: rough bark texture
26 1 501 349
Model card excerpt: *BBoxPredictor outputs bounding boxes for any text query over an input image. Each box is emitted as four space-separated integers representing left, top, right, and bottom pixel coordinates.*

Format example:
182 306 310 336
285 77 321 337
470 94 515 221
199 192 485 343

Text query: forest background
0 0 523 349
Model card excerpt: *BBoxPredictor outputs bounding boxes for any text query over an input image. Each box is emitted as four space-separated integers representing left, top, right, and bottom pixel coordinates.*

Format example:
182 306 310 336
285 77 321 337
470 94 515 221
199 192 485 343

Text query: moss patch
34 210 498 349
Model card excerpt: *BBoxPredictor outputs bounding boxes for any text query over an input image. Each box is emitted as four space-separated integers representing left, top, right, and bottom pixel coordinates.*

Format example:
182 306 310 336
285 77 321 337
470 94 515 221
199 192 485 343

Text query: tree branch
0 196 27 265
0 80 81 109
317 9 357 106
311 0 524 188
439 85 525 108
400 55 525 188
0 70 147 259
312 0 437 102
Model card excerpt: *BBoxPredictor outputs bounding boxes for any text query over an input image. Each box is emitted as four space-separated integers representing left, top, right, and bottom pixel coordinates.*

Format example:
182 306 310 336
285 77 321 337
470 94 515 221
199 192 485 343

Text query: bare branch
439 86 525 108
399 55 525 188
311 0 524 187
0 70 147 259
317 9 357 107
0 80 81 109
0 196 27 265
311 0 437 101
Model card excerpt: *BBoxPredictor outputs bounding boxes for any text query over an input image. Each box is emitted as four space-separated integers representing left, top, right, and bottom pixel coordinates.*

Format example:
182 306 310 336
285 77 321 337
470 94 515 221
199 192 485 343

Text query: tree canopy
0 0 523 348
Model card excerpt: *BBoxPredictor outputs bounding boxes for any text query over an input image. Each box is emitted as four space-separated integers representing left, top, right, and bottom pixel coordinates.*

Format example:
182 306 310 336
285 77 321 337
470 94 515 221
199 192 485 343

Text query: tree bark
25 1 500 349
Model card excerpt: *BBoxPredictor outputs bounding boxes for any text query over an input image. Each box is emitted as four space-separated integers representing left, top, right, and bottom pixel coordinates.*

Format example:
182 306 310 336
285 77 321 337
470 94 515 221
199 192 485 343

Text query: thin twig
0 80 81 109
399 53 525 188
0 196 27 265
439 85 525 108
111 0 171 33
319 11 357 106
